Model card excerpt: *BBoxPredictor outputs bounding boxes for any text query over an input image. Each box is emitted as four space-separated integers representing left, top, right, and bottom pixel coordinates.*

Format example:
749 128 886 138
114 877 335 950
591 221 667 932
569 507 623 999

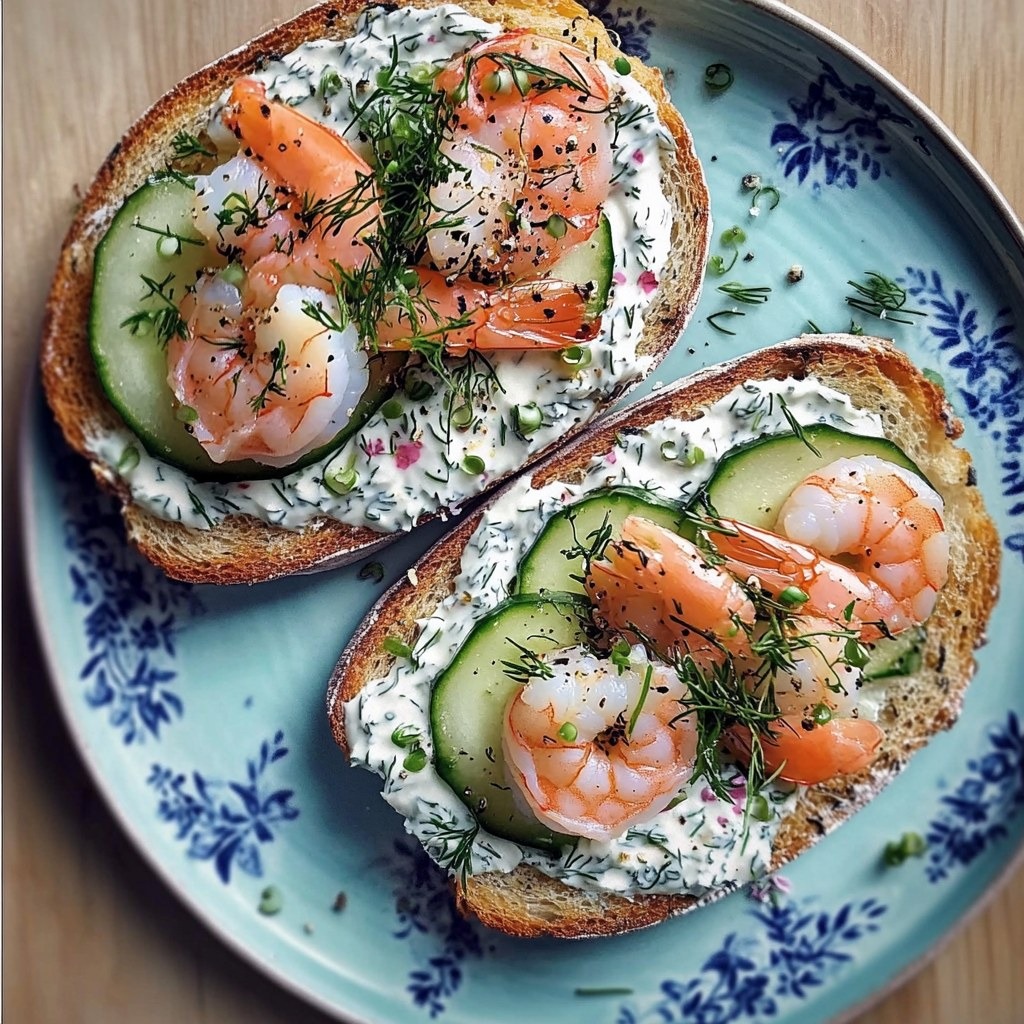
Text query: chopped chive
560 345 592 368
684 445 705 467
380 398 404 420
614 56 631 75
922 368 946 392
451 403 473 429
382 636 413 658
157 235 180 258
812 703 833 726
544 214 568 238
660 440 679 461
557 721 578 742
175 404 199 424
883 831 927 866
748 794 771 821
514 402 543 435
403 747 428 772
117 444 140 473
461 455 485 475
704 62 734 93
358 561 385 584
391 724 421 748
778 585 809 607
258 885 283 916
319 66 343 100
324 465 358 495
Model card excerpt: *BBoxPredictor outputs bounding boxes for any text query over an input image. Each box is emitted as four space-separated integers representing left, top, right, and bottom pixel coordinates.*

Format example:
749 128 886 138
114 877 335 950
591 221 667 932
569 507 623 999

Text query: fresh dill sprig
170 129 215 161
215 182 278 239
500 639 555 685
707 308 746 335
120 272 188 346
424 814 479 884
248 340 288 412
845 271 924 325
777 396 822 456
717 282 771 305
561 509 615 585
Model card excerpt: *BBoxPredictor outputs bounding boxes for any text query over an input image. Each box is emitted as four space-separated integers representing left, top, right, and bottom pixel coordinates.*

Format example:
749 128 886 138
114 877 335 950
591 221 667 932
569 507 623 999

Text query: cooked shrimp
585 516 756 662
712 457 948 639
429 31 613 282
194 78 380 275
729 715 883 787
727 613 883 784
169 276 368 467
776 455 948 626
503 646 697 841
375 269 599 353
585 517 884 786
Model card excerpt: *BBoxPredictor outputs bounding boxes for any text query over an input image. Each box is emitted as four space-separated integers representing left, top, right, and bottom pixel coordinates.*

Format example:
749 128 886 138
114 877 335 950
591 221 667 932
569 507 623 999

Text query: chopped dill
845 271 924 325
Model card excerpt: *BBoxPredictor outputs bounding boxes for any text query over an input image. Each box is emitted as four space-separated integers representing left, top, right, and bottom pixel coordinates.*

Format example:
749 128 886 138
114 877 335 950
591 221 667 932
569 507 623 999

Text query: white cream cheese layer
89 4 676 533
345 377 884 896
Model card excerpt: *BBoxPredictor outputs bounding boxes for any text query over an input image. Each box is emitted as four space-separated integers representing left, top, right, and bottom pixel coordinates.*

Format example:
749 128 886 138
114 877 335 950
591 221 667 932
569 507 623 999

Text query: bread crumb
407 568 419 587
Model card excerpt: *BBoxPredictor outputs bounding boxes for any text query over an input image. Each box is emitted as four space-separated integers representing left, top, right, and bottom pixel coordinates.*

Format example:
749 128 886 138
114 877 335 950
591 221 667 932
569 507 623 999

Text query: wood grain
3 1 1021 1021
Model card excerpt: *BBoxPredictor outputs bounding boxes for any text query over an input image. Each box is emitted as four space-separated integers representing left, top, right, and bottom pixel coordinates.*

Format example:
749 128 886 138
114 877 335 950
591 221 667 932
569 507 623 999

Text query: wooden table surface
4 1 1022 1021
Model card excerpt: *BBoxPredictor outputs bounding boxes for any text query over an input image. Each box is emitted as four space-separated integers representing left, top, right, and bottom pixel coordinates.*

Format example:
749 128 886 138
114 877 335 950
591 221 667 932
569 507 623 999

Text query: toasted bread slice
328 334 1000 938
40 0 710 585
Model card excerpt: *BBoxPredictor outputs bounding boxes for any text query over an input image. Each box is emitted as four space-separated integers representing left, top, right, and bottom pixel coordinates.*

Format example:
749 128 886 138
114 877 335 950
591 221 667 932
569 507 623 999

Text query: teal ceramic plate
24 1 1024 1021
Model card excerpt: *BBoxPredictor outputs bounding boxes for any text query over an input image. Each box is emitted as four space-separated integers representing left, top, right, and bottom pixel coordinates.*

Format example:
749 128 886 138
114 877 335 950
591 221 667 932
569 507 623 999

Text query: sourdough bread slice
328 334 1000 938
40 0 710 585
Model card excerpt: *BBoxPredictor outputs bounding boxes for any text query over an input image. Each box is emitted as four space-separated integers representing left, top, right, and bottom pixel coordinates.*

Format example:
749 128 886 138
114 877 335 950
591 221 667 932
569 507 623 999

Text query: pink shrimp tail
376 272 598 353
727 716 883 786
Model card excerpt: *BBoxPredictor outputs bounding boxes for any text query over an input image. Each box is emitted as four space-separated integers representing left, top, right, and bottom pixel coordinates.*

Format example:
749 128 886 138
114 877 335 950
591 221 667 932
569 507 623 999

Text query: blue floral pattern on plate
148 731 299 883
618 898 888 1023
389 840 485 1017
25 1 1024 1021
925 712 1024 883
55 433 203 744
582 0 655 60
771 59 913 190
903 267 1024 558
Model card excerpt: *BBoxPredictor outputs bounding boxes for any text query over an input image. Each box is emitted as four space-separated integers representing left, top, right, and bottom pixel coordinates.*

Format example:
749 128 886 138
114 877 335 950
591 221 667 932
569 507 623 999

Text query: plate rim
21 1 1024 1021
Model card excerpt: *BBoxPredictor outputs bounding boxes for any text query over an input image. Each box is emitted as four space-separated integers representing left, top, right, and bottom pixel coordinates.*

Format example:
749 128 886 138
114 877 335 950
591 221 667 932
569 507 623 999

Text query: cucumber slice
515 486 693 596
430 593 592 849
704 425 925 528
546 213 613 316
864 626 926 680
90 176 397 481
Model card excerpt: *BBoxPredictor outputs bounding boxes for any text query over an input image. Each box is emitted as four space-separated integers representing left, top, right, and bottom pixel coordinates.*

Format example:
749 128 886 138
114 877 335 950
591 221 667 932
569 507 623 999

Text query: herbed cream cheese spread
345 376 885 897
89 4 676 533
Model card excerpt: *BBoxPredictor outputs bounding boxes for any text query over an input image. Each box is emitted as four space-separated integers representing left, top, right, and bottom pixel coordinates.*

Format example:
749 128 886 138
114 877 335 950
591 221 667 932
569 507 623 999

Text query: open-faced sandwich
40 0 710 584
330 335 1000 938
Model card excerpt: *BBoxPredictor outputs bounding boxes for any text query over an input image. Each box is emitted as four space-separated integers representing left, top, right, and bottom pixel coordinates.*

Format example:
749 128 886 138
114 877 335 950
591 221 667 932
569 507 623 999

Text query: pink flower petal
632 149 645 164
613 270 627 285
638 270 658 294
394 440 423 470
606 450 617 465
